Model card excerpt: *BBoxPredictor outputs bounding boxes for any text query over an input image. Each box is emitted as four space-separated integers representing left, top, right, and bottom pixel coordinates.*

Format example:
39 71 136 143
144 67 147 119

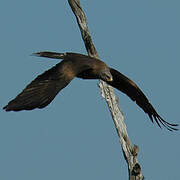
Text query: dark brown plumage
3 52 178 131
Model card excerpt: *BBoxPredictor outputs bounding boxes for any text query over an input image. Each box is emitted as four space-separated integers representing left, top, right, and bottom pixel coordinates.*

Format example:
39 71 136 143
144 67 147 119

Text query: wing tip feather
151 113 178 131
32 51 66 59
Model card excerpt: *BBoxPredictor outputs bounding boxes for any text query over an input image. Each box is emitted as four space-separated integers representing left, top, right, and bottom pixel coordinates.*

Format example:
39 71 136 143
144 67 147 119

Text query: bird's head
100 67 113 82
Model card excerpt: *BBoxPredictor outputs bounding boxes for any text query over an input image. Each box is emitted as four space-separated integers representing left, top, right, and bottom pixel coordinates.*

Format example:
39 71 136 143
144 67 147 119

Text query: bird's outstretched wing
107 68 178 131
3 61 75 111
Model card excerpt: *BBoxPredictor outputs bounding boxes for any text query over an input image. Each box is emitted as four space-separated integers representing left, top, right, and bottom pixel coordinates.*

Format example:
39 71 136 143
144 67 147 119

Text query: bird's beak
109 76 113 82
101 69 113 82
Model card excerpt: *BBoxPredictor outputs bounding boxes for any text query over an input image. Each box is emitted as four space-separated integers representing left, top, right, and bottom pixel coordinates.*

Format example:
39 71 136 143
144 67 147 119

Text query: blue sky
1 0 179 179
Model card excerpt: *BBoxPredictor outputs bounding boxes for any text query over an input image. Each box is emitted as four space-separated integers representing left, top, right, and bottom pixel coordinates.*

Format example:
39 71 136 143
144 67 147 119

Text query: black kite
3 52 178 131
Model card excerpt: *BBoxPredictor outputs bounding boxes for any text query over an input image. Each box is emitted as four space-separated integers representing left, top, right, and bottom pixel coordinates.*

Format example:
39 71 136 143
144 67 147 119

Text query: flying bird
3 52 178 131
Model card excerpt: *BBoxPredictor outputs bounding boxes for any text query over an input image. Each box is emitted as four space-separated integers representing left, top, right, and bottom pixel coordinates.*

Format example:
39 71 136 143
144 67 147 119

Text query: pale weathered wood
68 0 144 179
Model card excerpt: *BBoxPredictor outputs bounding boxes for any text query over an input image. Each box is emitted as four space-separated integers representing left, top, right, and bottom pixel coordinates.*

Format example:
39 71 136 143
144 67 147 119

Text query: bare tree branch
68 0 144 179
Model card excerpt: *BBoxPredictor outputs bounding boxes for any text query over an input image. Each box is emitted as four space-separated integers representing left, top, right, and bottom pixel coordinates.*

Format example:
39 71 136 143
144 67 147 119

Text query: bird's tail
32 51 67 59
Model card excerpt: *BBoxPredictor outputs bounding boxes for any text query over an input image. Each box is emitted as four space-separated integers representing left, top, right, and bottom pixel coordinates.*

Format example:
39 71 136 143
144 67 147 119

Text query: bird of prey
3 52 178 131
